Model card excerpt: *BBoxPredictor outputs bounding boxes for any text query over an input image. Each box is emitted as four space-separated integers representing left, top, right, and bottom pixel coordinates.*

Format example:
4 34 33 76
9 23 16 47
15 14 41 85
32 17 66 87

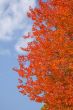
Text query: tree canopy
14 0 73 110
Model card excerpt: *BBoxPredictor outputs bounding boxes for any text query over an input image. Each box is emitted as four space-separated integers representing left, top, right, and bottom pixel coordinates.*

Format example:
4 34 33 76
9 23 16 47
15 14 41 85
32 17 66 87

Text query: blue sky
0 0 42 110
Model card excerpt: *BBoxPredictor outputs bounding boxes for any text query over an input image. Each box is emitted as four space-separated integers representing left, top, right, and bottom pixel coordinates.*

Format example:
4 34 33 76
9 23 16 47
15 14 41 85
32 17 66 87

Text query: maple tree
14 0 73 110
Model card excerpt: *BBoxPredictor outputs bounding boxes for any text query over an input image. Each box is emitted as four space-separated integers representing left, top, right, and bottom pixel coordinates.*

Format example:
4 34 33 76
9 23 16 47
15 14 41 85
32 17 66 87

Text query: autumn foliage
14 0 73 110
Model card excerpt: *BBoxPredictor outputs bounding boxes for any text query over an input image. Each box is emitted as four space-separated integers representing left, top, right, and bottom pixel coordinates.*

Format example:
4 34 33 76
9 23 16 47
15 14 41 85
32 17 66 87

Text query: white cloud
15 35 34 54
0 0 36 41
15 20 35 53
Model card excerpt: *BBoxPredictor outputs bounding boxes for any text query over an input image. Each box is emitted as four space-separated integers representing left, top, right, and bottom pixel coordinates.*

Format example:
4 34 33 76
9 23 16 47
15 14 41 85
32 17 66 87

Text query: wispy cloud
0 0 36 41
15 36 34 54
15 23 34 53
